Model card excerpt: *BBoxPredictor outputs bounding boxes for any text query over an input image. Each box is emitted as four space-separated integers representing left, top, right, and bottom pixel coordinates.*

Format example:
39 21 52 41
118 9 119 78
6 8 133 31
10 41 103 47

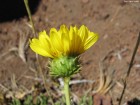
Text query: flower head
30 25 98 58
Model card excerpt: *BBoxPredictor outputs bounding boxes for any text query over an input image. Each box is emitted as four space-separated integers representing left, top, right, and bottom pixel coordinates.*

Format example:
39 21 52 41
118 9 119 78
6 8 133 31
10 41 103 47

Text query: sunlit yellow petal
61 32 70 54
50 28 63 52
59 25 69 34
84 32 99 50
73 26 78 34
59 25 70 54
30 39 53 58
39 31 51 48
78 25 88 42
29 25 99 58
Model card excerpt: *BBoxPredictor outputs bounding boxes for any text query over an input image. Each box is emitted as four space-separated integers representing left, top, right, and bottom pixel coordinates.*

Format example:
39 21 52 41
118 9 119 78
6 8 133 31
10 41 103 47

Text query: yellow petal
30 39 53 58
29 25 99 58
84 32 99 50
50 28 63 52
69 28 82 55
59 25 69 34
61 32 70 54
78 25 88 42
39 31 51 48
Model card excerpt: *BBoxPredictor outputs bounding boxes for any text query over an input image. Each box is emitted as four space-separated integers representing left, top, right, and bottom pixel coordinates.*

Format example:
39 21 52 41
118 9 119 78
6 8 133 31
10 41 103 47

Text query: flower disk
30 25 99 58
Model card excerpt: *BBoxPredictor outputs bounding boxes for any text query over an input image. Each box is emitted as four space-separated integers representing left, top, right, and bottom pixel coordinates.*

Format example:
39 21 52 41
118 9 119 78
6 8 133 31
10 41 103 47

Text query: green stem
64 77 71 105
24 0 36 36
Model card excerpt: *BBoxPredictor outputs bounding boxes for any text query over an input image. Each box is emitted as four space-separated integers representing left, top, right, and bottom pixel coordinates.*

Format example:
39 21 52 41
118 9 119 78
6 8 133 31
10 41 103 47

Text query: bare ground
0 0 140 104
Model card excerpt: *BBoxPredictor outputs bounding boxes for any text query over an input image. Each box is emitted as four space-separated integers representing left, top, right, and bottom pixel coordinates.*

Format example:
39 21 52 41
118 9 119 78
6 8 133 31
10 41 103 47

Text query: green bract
49 56 80 77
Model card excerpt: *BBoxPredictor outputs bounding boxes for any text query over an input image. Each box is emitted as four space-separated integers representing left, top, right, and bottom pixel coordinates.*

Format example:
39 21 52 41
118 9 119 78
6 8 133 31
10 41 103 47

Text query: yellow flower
30 25 98 58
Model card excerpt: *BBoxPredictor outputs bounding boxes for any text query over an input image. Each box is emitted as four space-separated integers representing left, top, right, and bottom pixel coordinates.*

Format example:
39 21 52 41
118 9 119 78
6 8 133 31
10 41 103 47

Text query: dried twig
116 81 139 98
118 32 140 105
58 78 95 87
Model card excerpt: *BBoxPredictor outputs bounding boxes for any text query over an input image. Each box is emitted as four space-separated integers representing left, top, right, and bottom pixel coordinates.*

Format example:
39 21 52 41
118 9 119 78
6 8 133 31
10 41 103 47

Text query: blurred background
0 0 140 104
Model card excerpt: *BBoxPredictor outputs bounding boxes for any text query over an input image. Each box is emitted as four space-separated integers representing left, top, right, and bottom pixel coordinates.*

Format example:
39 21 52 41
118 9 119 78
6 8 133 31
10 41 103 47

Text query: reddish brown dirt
0 0 140 104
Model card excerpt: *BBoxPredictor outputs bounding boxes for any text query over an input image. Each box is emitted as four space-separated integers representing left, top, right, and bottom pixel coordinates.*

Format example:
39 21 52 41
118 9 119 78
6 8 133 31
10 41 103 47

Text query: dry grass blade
93 62 114 95
94 62 106 94
70 79 95 85
0 84 9 93
24 0 36 36
4 74 35 100
23 75 42 82
18 33 28 63
11 74 18 89
101 69 115 94
0 27 29 63
18 29 29 63
0 47 18 60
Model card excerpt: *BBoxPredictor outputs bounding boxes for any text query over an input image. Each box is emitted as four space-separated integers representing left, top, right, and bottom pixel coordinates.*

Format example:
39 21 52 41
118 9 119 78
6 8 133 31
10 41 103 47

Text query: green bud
49 56 80 78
